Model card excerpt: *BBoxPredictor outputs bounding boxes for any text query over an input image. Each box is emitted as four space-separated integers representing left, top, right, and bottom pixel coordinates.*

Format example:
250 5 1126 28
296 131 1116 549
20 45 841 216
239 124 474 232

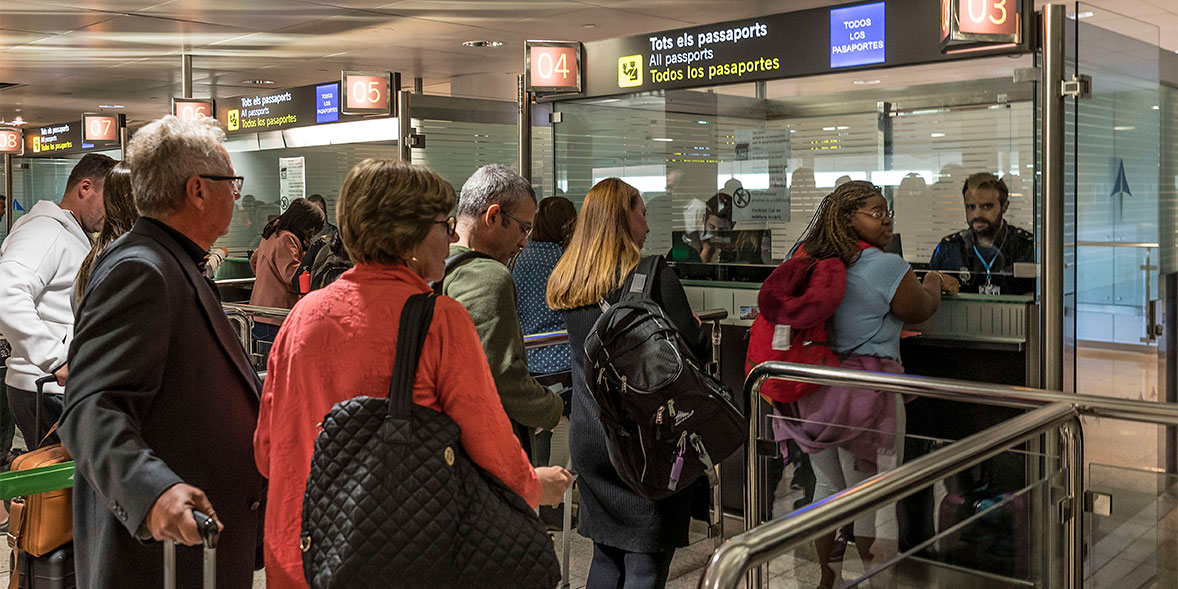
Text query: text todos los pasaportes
646 22 779 82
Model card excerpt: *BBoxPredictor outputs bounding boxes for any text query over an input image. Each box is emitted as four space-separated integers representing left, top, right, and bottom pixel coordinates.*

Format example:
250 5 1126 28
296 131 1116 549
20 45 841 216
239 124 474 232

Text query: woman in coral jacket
254 159 573 589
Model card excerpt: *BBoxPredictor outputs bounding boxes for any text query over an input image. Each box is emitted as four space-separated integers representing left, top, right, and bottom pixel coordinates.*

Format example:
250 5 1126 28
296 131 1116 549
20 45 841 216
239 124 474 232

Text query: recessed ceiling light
652 137 673 142
463 40 504 48
583 23 597 28
1153 105 1160 110
1114 126 1135 131
11 116 26 125
98 104 124 109
823 126 836 131
853 79 881 85
242 79 275 85
931 132 945 137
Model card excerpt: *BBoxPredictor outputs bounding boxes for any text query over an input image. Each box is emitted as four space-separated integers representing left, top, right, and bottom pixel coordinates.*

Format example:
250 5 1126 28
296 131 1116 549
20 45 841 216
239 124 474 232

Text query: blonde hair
547 178 642 309
337 159 456 265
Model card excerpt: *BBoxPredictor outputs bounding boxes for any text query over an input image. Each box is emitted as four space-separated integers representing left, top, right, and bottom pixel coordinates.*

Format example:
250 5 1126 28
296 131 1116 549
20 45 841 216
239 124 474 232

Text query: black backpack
584 255 744 500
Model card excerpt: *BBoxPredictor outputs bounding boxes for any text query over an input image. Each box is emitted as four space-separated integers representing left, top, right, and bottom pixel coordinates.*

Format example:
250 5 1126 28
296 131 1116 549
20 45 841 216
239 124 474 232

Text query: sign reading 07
82 113 120 142
173 98 216 122
940 0 1021 52
0 127 22 155
525 41 582 93
341 71 392 115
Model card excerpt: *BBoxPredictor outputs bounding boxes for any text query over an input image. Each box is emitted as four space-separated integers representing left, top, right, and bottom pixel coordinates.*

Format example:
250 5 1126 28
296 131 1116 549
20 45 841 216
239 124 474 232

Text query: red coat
254 263 540 589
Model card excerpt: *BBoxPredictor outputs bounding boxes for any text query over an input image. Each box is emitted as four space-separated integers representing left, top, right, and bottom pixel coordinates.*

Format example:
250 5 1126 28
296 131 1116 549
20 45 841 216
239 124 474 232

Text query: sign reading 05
82 113 121 143
941 0 1021 51
525 41 582 93
173 98 216 122
0 127 23 155
341 71 392 115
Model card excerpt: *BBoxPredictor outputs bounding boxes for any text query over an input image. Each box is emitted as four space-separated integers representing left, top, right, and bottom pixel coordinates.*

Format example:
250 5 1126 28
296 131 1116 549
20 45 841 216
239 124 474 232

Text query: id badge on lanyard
973 244 1002 295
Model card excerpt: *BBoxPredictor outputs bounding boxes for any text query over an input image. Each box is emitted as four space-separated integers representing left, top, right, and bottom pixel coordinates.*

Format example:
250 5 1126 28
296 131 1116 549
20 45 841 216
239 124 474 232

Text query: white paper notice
278 156 306 213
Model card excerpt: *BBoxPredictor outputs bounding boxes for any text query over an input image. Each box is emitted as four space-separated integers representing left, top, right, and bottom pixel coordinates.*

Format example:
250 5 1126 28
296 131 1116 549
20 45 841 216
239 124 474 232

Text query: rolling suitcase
14 544 75 589
163 510 219 589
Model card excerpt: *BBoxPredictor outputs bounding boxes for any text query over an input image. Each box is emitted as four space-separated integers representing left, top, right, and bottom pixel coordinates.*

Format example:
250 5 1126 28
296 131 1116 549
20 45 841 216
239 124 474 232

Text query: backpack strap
386 293 437 420
618 255 661 303
432 249 495 295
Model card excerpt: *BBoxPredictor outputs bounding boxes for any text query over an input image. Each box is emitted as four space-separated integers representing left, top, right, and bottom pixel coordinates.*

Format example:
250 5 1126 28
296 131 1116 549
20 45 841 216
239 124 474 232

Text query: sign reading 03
82 113 121 143
173 98 216 122
525 41 582 93
940 0 1021 51
341 71 392 115
0 127 23 155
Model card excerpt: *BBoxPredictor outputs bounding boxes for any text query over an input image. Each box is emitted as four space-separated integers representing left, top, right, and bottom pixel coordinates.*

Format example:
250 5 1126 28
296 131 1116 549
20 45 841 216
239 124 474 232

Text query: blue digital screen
316 83 339 124
830 2 885 69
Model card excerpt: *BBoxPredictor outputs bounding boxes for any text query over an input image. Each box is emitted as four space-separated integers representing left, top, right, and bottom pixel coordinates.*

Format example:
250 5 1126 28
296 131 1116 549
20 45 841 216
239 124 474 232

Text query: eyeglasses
434 215 457 237
199 174 245 192
499 208 533 237
854 208 894 220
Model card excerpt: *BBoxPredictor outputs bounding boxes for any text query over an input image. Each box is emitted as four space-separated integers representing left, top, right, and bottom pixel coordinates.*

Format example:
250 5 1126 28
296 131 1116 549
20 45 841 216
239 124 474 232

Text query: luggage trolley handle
163 509 219 589
33 375 56 446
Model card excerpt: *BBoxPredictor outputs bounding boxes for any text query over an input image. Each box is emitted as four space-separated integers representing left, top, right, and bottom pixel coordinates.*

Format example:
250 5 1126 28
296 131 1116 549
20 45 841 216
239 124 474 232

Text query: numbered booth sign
341 71 392 115
82 113 121 143
526 41 582 93
941 0 1022 51
173 98 216 122
0 127 22 155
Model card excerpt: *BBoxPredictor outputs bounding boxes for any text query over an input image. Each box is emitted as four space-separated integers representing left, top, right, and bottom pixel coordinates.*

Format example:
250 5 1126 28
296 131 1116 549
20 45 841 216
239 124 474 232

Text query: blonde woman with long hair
547 178 705 589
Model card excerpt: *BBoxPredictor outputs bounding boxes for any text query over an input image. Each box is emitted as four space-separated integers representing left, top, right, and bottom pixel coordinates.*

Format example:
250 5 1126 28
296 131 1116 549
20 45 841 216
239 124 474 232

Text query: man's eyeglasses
854 209 894 220
199 174 245 192
499 208 533 237
434 215 458 237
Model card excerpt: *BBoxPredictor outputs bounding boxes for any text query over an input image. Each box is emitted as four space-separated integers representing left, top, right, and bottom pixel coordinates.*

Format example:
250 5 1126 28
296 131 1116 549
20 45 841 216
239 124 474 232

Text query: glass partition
3 149 123 244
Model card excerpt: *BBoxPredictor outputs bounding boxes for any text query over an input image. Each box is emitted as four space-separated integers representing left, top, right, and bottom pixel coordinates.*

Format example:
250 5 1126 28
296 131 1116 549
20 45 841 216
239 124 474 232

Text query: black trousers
6 385 62 447
0 368 14 457
586 543 675 589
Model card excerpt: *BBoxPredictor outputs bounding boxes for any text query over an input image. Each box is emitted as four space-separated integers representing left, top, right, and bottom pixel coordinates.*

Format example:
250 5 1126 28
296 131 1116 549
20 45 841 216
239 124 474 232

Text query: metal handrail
1073 241 1159 249
221 302 291 321
213 277 257 286
701 402 1079 589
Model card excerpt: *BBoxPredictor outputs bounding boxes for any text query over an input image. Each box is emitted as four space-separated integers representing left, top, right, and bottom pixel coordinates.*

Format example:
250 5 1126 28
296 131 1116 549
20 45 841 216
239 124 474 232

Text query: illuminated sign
316 83 339 124
830 2 886 69
341 71 391 115
526 41 582 93
940 0 1021 52
172 98 216 122
82 113 120 143
0 128 22 155
26 122 80 154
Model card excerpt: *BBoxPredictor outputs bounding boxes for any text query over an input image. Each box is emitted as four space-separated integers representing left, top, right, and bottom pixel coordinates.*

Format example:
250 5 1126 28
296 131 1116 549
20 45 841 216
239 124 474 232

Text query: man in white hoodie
0 152 115 444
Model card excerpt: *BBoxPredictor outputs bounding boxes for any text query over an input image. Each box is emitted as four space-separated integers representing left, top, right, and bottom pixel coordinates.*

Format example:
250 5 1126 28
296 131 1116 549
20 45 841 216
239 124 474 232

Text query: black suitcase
15 542 76 589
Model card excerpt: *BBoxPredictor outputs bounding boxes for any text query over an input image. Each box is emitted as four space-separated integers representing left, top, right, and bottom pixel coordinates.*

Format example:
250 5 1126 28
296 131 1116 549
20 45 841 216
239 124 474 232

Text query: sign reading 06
941 0 1021 52
0 127 22 155
173 98 216 122
341 71 392 115
82 113 121 143
525 41 582 93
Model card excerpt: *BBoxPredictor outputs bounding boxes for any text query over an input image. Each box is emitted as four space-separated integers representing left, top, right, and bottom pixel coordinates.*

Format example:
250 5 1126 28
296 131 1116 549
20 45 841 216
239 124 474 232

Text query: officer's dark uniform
928 222 1035 295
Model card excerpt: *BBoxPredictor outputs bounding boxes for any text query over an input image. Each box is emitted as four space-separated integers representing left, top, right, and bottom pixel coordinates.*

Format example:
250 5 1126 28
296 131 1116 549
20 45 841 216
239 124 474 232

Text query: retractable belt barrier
0 461 74 501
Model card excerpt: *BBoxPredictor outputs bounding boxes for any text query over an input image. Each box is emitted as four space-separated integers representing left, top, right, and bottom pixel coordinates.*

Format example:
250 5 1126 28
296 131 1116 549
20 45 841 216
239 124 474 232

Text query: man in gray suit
61 115 264 588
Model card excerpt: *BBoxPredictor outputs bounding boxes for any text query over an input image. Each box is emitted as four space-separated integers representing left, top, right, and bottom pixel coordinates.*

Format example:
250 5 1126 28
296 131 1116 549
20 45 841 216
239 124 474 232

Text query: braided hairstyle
797 180 882 266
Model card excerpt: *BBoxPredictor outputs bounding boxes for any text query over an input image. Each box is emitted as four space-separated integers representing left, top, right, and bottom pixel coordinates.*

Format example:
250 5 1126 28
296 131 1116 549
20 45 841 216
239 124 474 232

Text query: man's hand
145 483 223 545
53 364 68 387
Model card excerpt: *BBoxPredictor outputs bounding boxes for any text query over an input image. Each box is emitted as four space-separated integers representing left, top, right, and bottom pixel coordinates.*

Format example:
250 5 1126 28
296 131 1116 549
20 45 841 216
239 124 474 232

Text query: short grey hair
456 164 536 218
127 115 230 217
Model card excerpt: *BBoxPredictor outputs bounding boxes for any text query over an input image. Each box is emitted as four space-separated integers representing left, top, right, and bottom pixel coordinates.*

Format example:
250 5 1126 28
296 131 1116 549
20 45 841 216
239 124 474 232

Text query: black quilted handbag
301 292 560 588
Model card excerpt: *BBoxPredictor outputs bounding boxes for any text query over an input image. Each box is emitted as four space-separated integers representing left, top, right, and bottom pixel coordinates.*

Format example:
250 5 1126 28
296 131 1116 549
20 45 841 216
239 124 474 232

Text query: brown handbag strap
7 498 25 589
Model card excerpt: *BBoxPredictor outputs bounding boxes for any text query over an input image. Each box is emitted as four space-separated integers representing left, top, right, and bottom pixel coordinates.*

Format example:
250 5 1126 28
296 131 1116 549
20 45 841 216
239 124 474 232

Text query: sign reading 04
525 41 582 93
82 113 121 143
173 98 216 122
940 0 1021 51
341 71 392 115
0 127 23 155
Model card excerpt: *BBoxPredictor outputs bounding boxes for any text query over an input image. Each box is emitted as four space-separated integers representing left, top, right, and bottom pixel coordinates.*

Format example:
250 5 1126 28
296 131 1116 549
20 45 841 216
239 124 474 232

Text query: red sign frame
0 127 22 155
525 41 582 94
172 98 216 122
82 113 120 143
340 71 392 116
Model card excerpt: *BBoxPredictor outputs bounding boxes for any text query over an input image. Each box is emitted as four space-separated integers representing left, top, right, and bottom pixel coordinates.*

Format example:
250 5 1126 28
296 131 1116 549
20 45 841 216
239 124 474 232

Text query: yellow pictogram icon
618 55 643 88
227 109 240 131
31 136 40 154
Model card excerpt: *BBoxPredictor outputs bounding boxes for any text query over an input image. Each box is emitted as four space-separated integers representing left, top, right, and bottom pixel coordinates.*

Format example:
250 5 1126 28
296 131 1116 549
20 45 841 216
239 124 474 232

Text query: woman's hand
927 271 959 295
536 466 575 506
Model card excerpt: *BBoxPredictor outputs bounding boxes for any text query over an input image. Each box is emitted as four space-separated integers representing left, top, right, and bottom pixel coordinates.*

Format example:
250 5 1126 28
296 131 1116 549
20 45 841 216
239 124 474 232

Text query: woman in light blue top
781 181 958 588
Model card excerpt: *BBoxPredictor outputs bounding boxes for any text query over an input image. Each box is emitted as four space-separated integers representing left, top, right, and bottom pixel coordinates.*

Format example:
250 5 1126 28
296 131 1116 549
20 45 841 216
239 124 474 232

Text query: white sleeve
0 231 70 372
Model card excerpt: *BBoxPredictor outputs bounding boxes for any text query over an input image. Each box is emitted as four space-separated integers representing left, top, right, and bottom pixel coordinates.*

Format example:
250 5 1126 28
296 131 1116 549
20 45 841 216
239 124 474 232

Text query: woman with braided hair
775 181 957 588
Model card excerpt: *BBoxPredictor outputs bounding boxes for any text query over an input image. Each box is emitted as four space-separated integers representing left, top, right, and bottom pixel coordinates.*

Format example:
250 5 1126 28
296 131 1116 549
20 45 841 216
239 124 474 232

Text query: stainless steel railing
721 361 1178 589
213 277 256 287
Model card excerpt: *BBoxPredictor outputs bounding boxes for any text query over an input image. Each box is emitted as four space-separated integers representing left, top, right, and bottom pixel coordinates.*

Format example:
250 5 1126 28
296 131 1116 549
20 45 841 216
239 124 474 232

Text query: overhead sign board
526 41 582 93
315 83 340 124
215 81 383 135
0 128 22 155
564 0 1029 100
341 71 391 115
27 122 81 154
940 0 1021 52
82 113 121 143
172 98 216 122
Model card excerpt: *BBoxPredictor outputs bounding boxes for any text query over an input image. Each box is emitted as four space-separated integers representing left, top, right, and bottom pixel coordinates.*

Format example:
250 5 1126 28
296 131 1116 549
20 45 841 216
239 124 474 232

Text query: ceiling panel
0 2 120 34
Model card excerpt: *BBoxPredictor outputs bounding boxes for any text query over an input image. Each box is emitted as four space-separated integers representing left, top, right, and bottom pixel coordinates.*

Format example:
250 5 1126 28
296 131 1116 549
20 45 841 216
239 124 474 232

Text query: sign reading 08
525 41 582 93
173 98 216 122
341 71 391 115
82 113 120 143
0 127 22 155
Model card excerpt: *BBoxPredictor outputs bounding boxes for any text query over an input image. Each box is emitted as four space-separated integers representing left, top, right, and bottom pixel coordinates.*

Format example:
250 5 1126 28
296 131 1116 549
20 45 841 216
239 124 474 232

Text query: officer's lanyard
971 225 1008 286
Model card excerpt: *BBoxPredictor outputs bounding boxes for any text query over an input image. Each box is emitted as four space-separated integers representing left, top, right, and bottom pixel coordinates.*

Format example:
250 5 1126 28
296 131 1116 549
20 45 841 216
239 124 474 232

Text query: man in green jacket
442 164 563 457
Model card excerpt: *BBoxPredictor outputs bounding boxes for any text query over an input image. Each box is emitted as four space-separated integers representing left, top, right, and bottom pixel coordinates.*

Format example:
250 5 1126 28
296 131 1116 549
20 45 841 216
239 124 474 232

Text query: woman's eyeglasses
854 209 894 220
435 216 458 237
